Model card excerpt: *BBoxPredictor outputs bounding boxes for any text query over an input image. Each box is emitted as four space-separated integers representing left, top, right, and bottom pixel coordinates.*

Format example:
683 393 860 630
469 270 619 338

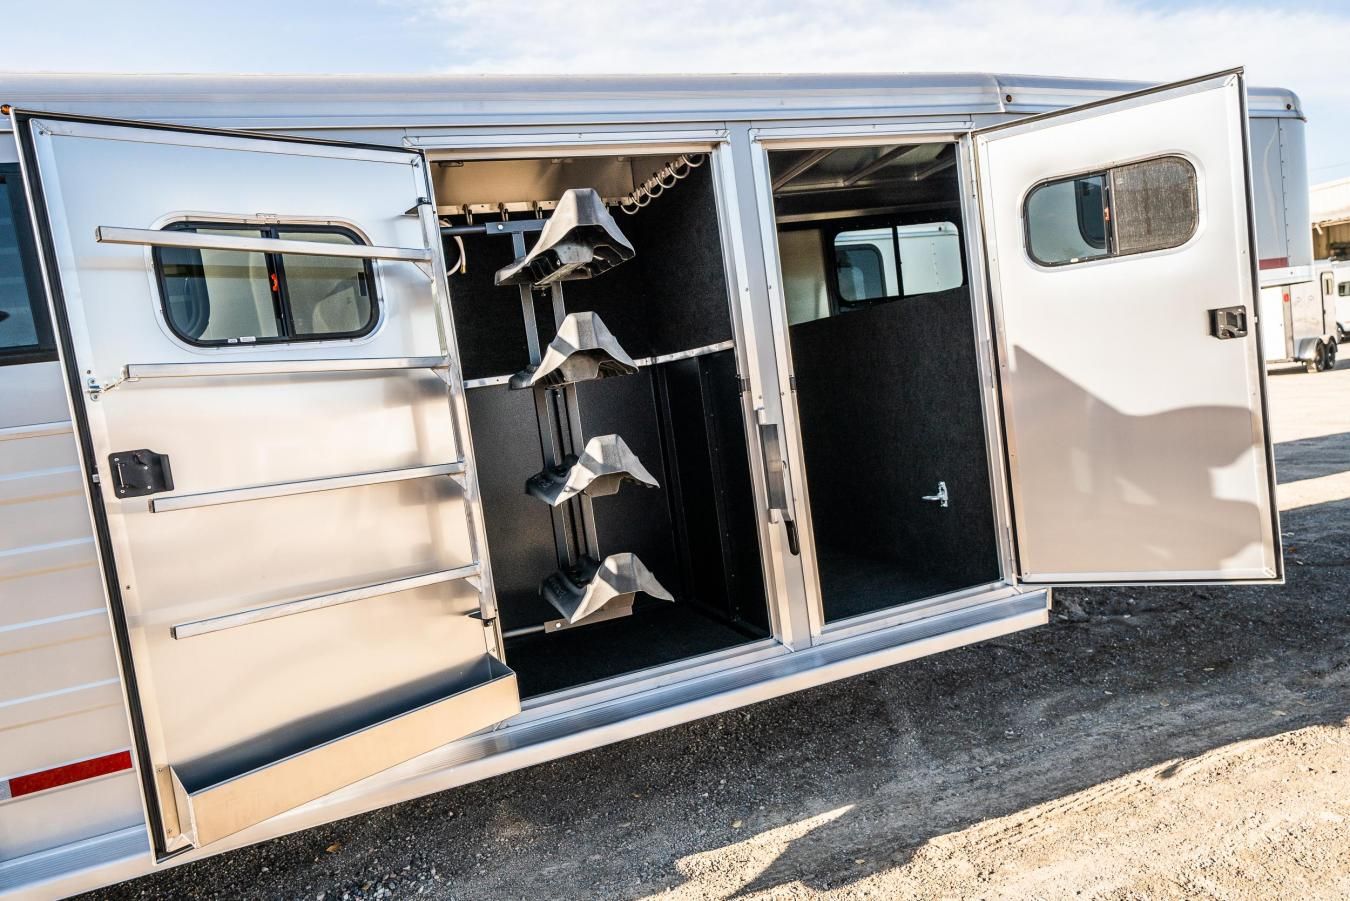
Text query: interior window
1026 156 1198 266
832 221 963 305
835 234 892 302
153 223 377 346
0 170 56 365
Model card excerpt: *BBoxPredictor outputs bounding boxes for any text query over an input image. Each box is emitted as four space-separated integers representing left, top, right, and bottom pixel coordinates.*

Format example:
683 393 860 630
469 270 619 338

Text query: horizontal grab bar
461 339 735 390
170 564 482 639
95 226 434 263
123 356 447 381
149 461 466 513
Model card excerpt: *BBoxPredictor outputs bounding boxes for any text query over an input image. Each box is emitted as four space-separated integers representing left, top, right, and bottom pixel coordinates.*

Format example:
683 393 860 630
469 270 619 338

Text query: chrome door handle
922 481 949 508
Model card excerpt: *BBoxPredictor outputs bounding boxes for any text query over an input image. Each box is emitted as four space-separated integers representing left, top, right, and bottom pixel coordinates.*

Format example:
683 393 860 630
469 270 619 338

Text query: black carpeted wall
788 286 1001 612
444 163 734 382
449 162 767 653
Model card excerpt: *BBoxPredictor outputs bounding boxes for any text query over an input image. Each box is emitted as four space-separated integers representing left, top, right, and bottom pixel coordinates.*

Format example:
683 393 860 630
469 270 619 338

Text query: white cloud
401 0 1350 177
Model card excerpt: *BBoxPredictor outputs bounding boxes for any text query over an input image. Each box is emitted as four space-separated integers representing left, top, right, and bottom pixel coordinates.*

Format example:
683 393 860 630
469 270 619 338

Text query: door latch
1209 306 1248 340
922 481 949 508
108 450 174 499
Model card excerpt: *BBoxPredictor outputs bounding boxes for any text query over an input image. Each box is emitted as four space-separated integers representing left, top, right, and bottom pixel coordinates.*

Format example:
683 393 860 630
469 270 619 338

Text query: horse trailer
0 69 1289 897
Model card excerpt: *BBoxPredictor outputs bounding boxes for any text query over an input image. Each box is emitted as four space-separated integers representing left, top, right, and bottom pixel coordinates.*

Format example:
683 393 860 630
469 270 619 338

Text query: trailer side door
14 111 519 854
974 71 1282 584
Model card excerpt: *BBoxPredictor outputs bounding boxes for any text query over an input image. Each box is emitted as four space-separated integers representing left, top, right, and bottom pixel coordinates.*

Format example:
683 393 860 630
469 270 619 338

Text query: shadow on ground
79 460 1350 900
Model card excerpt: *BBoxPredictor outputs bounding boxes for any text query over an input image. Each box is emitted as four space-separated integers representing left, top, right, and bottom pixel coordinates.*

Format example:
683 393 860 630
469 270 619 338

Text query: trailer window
832 221 964 305
153 223 377 346
0 169 56 366
1025 156 1198 266
1339 283 1350 298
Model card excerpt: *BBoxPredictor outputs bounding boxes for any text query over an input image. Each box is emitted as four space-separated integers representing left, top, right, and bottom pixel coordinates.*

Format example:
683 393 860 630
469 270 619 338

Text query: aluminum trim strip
0 825 150 895
95 226 434 263
148 462 466 513
123 356 447 380
170 565 482 639
0 420 73 442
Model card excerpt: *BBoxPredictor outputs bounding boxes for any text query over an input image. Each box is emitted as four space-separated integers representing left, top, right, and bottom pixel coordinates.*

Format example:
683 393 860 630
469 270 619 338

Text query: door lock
108 450 174 499
922 481 949 508
1209 306 1248 339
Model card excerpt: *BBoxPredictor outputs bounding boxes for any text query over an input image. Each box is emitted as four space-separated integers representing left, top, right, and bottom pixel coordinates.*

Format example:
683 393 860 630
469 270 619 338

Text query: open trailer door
973 70 1282 584
14 111 518 854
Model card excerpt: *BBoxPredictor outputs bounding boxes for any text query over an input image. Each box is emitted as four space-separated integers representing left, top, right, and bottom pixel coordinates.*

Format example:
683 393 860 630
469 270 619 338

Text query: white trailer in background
1250 112 1331 370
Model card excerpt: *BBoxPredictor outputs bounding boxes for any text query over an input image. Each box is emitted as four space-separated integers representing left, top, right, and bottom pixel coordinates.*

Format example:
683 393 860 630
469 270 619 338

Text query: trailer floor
81 362 1350 901
506 603 761 698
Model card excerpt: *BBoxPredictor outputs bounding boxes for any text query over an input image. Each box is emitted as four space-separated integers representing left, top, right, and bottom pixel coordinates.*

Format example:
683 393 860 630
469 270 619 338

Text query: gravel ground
81 362 1350 900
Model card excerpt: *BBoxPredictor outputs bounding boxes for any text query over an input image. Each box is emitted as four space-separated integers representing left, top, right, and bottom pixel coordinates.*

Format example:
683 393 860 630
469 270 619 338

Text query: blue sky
7 0 1350 180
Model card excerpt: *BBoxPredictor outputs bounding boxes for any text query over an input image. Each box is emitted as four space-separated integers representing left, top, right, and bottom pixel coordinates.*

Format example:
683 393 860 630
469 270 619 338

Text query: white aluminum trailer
1247 107 1329 370
0 70 1288 898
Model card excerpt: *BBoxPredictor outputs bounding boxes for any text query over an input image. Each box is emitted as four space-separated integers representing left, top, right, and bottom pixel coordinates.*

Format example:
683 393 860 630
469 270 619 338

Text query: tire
1325 339 1338 372
1307 340 1326 373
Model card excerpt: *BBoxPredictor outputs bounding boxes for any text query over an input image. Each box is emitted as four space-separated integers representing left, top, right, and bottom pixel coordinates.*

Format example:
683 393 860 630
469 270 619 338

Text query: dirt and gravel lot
82 363 1350 901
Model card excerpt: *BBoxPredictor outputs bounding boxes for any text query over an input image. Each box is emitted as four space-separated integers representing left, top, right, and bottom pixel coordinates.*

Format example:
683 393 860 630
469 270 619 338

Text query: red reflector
1259 256 1291 270
7 750 133 798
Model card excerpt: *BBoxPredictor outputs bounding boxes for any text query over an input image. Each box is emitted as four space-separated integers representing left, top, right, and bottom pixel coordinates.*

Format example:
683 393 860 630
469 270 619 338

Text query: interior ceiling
768 143 960 220
770 143 954 191
432 153 680 213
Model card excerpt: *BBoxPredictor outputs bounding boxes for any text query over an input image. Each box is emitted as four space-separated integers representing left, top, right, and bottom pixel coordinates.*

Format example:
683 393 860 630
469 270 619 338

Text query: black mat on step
814 545 975 623
505 604 761 698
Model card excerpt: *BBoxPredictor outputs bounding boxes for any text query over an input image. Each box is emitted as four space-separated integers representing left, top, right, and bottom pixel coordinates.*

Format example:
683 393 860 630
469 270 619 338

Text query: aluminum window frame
1022 153 1200 269
150 220 381 348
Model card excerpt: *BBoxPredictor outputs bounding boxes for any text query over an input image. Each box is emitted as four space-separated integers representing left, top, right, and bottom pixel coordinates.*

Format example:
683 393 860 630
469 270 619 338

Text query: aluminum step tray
167 656 518 847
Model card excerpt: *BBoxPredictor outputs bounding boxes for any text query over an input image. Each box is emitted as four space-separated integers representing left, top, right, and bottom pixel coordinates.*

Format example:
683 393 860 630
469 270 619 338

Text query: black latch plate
109 450 174 499
1209 306 1248 340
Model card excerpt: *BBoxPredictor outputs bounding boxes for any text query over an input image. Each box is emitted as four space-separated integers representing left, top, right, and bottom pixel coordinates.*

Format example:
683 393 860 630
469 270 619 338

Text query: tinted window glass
154 224 377 346
1025 156 1198 267
275 231 371 337
835 236 892 303
1025 174 1111 265
0 172 55 364
158 229 280 344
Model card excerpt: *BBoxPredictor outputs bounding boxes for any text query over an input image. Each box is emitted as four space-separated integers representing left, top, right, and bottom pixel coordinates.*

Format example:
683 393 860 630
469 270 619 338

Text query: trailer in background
1251 112 1332 371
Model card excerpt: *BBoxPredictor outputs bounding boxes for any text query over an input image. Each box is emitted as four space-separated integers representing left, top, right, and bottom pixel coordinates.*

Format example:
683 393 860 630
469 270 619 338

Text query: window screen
0 169 56 365
154 223 376 346
1025 156 1198 266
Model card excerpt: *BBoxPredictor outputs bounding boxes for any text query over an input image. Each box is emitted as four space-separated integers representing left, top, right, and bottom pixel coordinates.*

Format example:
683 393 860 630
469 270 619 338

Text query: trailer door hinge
736 375 750 395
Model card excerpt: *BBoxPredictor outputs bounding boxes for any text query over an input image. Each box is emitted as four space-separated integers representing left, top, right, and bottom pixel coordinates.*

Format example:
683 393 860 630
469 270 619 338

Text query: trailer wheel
1325 339 1338 372
1307 340 1326 373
